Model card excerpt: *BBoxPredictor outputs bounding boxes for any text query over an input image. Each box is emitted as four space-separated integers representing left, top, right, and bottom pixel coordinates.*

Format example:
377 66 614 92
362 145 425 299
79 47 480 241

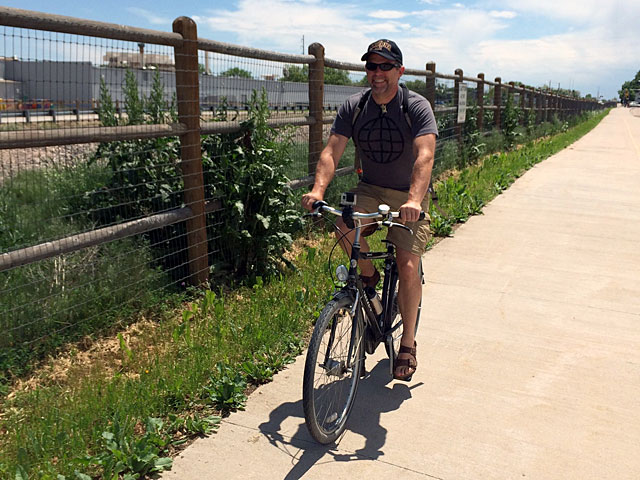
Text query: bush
203 89 302 282
90 76 300 285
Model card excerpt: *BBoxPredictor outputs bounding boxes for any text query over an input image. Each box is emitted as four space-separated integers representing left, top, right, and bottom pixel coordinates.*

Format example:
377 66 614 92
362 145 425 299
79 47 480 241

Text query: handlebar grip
312 200 328 210
419 211 426 221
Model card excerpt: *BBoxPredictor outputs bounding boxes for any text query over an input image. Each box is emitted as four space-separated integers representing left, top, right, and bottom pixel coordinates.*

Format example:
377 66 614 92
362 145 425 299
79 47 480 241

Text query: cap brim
361 50 398 63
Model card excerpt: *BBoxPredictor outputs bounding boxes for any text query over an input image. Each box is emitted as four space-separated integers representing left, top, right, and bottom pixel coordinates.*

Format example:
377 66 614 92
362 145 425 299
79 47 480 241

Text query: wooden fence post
508 81 515 120
454 68 464 152
556 96 562 120
173 16 208 286
494 77 502 130
476 73 484 133
425 61 436 110
519 84 526 125
308 42 324 176
537 90 543 124
544 92 550 122
528 88 534 123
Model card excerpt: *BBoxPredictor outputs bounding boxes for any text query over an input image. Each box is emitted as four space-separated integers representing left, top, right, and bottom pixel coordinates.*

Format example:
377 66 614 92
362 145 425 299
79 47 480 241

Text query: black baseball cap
361 39 403 65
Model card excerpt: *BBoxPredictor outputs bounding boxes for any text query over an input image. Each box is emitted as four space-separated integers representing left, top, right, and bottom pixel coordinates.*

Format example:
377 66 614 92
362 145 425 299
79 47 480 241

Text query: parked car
18 99 52 110
0 98 18 111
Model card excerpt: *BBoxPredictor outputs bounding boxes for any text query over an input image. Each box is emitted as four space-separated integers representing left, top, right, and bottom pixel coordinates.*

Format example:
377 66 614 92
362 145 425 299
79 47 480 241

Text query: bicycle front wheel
303 293 364 444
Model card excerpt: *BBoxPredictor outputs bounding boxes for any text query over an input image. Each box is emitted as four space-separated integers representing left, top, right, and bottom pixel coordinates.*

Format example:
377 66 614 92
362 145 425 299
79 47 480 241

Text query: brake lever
383 221 414 234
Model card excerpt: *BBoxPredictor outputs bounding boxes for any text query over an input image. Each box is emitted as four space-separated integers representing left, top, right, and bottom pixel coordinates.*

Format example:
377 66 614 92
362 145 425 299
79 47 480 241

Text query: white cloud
489 10 516 19
126 7 171 26
193 0 639 99
368 10 408 19
500 0 602 23
194 0 404 63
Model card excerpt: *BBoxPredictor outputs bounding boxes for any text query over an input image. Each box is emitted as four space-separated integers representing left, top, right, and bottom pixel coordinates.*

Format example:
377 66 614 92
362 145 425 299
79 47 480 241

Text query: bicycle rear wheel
303 293 364 444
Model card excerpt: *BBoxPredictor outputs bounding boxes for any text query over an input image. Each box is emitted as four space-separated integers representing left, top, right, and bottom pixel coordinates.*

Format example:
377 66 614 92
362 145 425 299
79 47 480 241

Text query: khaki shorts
350 182 431 257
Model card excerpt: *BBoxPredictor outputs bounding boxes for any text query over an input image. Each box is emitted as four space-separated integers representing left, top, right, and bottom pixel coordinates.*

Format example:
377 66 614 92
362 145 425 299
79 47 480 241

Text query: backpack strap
352 88 372 129
400 83 412 129
352 89 371 177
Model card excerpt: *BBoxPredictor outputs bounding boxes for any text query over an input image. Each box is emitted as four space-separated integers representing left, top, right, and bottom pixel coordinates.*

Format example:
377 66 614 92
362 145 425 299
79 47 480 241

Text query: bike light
336 265 349 282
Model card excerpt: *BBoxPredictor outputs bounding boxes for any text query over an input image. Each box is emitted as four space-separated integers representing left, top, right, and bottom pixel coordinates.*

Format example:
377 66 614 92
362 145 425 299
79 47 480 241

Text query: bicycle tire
303 293 364 444
385 260 423 369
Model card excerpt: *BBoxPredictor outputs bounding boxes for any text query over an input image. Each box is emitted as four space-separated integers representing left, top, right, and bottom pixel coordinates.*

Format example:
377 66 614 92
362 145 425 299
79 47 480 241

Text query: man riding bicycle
302 39 438 380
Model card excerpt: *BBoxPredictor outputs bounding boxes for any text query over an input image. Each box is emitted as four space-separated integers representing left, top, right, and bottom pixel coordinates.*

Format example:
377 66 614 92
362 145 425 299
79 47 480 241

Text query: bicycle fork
321 291 362 378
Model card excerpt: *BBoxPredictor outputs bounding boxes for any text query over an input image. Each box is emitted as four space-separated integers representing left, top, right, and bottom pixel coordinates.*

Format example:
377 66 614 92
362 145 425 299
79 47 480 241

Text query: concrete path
162 107 640 479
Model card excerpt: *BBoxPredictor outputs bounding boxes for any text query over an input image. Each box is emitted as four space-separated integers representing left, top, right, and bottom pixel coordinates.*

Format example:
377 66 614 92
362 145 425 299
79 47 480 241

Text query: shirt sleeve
330 92 364 139
331 102 353 139
409 95 439 139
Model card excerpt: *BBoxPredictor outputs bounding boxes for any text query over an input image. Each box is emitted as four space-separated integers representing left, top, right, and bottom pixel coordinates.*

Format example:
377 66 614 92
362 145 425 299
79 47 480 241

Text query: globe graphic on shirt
357 116 405 164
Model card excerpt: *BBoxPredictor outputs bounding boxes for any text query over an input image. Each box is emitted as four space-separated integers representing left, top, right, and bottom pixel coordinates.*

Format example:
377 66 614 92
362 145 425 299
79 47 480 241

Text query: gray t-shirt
331 87 438 191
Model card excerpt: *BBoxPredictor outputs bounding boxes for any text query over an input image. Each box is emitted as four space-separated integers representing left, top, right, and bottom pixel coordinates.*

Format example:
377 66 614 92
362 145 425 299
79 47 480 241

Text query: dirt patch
0 143 98 185
5 316 160 400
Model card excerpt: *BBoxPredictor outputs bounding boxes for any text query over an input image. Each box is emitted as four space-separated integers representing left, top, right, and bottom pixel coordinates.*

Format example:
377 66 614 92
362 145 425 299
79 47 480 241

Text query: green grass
0 234 336 479
0 162 173 387
0 109 609 479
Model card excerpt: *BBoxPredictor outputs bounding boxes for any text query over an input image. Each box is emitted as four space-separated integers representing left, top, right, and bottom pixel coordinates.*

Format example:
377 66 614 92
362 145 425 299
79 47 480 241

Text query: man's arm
399 133 437 222
301 133 349 211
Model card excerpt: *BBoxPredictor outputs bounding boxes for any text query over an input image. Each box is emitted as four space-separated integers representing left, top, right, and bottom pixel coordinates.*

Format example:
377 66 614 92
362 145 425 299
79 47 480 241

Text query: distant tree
221 67 252 79
324 67 352 86
281 65 308 82
404 79 427 96
619 70 640 103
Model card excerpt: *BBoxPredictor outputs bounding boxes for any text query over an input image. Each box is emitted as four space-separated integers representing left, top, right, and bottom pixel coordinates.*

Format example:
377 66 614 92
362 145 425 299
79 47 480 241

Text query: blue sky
5 0 640 99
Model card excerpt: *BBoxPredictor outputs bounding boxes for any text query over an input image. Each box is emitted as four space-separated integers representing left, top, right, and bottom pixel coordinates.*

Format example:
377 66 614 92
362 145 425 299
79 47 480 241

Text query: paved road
162 107 640 480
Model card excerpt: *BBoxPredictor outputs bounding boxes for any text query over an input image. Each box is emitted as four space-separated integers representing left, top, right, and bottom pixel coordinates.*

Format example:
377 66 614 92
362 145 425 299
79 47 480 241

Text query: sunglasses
365 62 398 72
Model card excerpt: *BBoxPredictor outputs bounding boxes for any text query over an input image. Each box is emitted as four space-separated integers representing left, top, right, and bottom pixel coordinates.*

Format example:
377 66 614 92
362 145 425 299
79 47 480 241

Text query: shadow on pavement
258 357 423 479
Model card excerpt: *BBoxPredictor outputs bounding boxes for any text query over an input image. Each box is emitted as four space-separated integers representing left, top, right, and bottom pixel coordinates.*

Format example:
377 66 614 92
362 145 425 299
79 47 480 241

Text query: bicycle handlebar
311 200 426 222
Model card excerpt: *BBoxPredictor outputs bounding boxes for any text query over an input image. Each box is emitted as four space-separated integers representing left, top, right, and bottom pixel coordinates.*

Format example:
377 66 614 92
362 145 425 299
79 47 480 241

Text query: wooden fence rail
0 6 603 285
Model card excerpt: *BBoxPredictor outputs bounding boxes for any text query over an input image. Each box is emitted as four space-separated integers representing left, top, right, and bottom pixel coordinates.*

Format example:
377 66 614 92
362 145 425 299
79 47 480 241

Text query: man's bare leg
395 248 422 378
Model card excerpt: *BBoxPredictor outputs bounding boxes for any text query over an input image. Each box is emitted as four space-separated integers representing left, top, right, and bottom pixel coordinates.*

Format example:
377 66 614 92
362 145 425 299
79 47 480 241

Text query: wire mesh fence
0 7 603 363
0 25 191 353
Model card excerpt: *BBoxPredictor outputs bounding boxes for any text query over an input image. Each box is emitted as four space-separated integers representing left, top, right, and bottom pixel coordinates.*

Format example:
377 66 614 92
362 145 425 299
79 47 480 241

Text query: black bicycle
302 199 425 444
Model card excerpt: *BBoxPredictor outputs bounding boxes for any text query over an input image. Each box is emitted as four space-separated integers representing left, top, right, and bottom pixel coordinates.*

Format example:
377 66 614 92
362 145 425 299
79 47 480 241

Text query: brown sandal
393 342 417 382
360 269 380 289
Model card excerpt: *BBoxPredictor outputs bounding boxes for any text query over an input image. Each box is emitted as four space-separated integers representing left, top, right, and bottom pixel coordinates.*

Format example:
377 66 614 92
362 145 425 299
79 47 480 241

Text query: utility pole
301 35 305 55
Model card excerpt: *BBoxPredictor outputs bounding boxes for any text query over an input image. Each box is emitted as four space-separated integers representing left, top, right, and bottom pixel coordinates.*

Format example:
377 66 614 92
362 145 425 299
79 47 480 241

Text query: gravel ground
0 143 99 185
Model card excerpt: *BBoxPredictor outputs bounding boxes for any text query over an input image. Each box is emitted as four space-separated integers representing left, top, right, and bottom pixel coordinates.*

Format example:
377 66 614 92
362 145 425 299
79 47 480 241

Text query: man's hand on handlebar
398 200 423 223
301 192 322 212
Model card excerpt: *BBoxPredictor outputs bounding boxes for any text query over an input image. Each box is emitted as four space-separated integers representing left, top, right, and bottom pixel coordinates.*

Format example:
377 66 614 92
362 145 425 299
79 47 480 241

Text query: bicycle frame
332 212 401 367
